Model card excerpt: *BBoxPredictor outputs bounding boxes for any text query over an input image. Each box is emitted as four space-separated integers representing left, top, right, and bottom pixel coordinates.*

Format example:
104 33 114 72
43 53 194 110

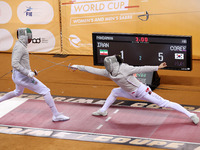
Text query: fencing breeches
100 84 193 118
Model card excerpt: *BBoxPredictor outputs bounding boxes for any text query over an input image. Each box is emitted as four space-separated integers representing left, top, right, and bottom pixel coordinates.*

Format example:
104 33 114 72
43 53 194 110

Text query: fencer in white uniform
72 55 199 125
0 28 69 122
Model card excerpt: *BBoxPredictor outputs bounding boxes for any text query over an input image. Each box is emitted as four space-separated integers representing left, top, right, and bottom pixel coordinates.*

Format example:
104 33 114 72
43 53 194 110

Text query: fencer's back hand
158 62 167 69
28 71 35 78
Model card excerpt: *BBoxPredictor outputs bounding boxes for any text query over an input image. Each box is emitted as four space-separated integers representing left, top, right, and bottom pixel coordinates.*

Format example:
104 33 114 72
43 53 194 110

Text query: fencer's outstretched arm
125 65 159 74
72 62 167 76
124 62 167 74
72 65 109 77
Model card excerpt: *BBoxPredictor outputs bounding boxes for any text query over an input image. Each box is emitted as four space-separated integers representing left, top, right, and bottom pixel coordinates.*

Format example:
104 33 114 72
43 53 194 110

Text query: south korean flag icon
175 53 184 60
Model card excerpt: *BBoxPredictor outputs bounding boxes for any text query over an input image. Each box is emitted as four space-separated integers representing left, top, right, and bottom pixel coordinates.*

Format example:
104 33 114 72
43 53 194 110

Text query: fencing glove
28 71 35 78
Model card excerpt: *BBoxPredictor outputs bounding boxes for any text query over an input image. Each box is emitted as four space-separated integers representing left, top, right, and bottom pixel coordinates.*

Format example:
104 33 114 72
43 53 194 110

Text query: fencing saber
32 54 81 74
0 56 80 79
0 71 12 79
0 63 74 79
30 53 80 68
34 60 69 75
138 10 200 21
35 62 77 75
29 54 81 75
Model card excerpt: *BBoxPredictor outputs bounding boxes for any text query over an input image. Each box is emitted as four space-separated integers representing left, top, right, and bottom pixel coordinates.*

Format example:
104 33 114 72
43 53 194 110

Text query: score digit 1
120 50 124 59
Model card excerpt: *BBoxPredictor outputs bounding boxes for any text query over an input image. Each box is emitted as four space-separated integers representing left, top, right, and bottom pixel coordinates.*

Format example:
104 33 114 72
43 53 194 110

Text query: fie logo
69 35 81 48
24 6 33 16
17 1 54 24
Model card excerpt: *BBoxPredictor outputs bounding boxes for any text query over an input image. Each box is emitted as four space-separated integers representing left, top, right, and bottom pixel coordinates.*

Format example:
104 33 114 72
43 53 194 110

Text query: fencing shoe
92 109 108 116
190 113 199 125
52 113 70 122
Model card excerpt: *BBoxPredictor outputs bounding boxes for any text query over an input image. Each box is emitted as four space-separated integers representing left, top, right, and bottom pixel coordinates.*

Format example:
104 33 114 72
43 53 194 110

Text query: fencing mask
17 28 32 45
104 55 119 76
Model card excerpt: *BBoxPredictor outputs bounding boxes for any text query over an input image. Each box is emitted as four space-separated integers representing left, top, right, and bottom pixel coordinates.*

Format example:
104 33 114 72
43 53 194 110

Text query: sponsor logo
0 1 12 24
0 92 200 113
1 124 199 150
31 38 48 44
1 125 200 150
175 53 184 60
71 0 129 14
28 29 55 52
32 38 41 44
17 1 54 24
170 46 186 52
1 92 197 112
0 29 13 51
69 34 81 48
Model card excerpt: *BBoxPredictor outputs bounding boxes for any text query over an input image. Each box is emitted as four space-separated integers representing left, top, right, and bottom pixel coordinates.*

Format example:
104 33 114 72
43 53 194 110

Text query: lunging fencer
71 55 199 124
0 28 69 122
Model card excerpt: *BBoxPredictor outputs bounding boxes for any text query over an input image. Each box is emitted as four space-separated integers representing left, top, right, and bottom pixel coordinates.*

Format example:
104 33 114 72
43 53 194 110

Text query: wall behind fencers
61 0 200 59
1 0 200 59
0 0 61 53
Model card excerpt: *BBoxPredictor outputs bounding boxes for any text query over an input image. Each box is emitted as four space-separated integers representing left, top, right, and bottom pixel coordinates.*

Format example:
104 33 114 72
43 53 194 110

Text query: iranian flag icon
100 49 108 55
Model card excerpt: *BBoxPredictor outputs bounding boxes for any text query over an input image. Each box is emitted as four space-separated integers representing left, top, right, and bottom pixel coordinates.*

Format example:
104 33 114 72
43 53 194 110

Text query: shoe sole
92 113 108 116
52 118 70 122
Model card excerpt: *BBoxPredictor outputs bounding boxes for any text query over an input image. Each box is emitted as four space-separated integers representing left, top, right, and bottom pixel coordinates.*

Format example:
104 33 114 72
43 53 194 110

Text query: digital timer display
93 32 192 71
135 37 149 43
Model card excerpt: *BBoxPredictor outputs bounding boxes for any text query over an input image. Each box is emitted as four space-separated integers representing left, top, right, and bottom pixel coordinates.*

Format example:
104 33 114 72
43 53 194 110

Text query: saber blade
0 70 12 79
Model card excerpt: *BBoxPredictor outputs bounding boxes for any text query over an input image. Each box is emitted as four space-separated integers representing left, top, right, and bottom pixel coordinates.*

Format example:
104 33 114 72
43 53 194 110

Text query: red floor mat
0 99 199 143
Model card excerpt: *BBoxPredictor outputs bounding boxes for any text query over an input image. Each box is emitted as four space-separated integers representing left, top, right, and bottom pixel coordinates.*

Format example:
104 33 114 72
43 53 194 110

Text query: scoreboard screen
92 32 192 71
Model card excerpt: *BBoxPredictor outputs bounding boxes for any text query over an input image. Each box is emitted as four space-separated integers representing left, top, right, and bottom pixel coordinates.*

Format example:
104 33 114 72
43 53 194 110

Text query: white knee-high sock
43 92 60 116
0 91 17 102
100 92 116 112
166 101 193 117
144 92 192 118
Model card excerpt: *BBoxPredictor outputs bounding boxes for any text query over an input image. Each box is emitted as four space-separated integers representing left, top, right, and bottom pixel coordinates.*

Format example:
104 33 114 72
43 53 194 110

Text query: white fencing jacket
77 63 158 92
12 36 31 76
